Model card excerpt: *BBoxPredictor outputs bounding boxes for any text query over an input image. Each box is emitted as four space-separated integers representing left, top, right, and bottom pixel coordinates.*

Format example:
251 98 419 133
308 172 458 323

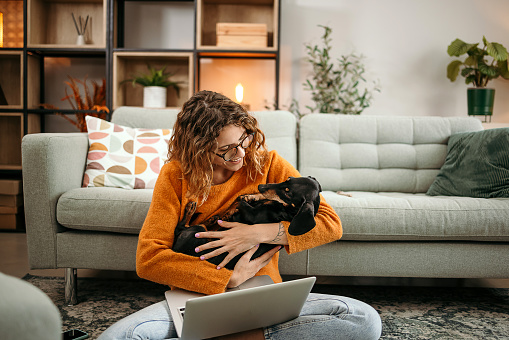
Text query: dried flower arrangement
42 75 109 132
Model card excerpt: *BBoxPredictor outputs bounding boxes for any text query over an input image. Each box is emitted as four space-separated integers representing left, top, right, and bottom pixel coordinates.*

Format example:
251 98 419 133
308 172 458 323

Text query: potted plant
122 64 183 108
446 36 509 119
41 76 109 132
303 25 380 115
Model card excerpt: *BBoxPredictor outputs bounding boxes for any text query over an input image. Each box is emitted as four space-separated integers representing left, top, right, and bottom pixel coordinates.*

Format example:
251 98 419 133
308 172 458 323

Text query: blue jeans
98 293 382 340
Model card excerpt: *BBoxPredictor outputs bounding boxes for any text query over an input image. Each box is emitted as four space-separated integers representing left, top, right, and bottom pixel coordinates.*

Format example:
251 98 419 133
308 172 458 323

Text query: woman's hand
227 244 282 289
194 220 288 269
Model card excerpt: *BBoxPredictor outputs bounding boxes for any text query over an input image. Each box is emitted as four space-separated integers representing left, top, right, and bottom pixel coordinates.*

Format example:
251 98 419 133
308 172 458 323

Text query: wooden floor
2 230 509 288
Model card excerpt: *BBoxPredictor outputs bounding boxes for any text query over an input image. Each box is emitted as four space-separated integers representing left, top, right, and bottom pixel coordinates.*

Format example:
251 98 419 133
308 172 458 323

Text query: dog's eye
285 188 290 192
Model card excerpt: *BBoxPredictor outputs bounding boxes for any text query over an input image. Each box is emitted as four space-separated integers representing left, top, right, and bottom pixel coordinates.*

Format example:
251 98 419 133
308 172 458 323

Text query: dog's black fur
172 176 322 270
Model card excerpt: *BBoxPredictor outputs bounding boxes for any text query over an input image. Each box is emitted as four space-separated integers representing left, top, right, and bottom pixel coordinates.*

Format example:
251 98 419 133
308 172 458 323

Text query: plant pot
76 35 85 46
143 86 167 108
467 88 495 117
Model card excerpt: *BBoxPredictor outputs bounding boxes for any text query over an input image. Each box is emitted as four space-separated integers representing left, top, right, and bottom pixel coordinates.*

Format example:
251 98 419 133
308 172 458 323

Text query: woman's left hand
194 220 278 269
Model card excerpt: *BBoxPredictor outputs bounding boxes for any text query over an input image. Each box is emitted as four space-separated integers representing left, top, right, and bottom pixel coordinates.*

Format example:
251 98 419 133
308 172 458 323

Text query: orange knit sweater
136 150 342 295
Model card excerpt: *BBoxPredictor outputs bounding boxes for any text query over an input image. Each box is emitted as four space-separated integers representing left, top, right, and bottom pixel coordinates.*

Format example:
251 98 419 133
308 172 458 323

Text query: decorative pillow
426 128 509 198
83 116 172 189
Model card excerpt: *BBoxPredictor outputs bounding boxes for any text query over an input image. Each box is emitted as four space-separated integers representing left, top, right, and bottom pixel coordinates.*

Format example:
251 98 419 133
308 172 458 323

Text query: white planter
143 86 167 108
76 35 85 45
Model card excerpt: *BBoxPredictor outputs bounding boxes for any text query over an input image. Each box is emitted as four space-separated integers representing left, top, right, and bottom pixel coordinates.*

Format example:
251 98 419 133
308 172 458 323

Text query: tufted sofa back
299 114 483 193
111 107 298 168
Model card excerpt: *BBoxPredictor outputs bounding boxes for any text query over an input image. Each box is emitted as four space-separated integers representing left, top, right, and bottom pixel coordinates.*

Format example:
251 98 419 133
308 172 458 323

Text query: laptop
165 276 316 340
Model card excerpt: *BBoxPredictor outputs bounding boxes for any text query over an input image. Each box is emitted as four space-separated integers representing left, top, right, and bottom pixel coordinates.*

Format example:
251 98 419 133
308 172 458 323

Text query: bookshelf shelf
113 51 194 109
27 0 107 48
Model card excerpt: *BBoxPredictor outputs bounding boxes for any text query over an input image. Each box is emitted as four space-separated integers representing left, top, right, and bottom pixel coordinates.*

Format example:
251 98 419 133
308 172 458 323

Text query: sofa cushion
83 116 171 189
322 191 509 242
57 187 153 234
427 128 509 198
299 115 483 193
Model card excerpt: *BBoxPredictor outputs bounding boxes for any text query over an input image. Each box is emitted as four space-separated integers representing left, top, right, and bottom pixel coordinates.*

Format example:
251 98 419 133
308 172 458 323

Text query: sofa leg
64 268 78 306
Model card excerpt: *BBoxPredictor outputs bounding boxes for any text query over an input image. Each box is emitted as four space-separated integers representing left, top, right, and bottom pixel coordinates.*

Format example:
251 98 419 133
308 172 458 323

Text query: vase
143 86 167 108
76 35 85 46
467 88 495 120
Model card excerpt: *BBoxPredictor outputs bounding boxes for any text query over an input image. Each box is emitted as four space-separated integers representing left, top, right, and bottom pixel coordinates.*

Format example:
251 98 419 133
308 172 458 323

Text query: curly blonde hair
167 90 268 203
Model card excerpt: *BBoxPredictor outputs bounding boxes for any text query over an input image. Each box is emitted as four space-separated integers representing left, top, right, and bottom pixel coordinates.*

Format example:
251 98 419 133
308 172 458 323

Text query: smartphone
62 329 89 340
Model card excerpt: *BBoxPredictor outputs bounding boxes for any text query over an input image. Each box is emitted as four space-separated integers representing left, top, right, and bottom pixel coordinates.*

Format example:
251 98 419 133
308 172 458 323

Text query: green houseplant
122 64 183 108
446 36 509 119
303 25 380 115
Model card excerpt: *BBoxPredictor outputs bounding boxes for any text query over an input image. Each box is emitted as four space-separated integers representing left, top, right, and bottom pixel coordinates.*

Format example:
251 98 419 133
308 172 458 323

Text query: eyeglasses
215 133 254 161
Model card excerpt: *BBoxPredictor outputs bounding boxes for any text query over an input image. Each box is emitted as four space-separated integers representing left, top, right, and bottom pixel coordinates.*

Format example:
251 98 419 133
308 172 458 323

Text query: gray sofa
22 107 509 304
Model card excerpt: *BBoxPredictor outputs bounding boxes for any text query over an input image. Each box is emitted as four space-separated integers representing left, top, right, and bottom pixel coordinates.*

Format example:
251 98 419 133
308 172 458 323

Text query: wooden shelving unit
0 0 280 177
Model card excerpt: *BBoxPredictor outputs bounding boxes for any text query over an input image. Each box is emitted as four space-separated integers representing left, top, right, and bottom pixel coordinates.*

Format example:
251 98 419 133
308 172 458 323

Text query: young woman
98 90 382 340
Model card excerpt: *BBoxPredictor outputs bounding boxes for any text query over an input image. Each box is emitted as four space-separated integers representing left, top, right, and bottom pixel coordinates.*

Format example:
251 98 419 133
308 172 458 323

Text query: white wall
281 0 509 123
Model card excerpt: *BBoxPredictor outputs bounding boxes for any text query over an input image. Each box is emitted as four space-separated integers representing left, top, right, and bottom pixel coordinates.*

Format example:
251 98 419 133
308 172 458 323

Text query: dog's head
258 176 322 236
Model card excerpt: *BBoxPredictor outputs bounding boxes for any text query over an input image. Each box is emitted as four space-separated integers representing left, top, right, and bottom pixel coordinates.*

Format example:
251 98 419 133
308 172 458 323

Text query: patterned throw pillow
83 116 171 189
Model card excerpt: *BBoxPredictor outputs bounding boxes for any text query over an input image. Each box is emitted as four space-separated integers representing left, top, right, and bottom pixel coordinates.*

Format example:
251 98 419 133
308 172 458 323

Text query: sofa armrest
22 133 89 269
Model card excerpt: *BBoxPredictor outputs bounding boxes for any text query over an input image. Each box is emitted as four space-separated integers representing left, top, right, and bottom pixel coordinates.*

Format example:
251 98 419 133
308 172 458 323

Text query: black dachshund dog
172 176 322 270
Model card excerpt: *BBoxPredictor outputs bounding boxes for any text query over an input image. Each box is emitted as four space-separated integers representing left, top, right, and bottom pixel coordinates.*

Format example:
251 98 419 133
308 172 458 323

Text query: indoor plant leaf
460 67 474 78
478 63 499 78
465 74 476 85
486 41 509 61
498 60 509 79
447 60 463 82
447 39 478 57
464 55 477 66
120 64 185 99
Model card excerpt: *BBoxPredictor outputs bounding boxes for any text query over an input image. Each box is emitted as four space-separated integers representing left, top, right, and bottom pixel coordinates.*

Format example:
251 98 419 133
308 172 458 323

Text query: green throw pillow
427 128 509 198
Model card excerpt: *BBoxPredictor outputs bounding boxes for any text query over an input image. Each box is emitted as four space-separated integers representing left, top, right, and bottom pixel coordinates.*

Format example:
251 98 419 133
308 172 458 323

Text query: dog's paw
185 201 197 215
240 193 265 202
238 194 252 202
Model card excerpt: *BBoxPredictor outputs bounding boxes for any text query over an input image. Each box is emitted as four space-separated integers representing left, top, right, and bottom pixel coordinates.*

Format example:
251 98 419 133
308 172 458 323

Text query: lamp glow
235 83 244 103
0 12 3 48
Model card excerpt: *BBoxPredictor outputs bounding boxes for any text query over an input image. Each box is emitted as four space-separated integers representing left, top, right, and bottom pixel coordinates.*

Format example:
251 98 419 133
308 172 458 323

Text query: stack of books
0 179 24 230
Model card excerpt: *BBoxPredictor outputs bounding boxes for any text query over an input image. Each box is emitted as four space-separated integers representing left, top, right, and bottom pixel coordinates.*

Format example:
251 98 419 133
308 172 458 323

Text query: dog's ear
288 201 317 236
308 176 322 192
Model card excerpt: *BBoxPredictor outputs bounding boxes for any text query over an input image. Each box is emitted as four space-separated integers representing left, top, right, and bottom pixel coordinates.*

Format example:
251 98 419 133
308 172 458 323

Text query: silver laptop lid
180 276 315 340
165 275 276 337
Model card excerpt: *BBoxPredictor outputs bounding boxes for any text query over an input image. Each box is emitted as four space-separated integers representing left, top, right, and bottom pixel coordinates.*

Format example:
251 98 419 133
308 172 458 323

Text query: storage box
0 206 24 230
0 179 22 195
0 179 24 229
0 194 23 207
216 23 267 48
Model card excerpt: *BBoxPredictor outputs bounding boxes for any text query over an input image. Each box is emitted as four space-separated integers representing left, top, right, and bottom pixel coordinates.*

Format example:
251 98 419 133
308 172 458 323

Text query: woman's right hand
226 244 281 289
